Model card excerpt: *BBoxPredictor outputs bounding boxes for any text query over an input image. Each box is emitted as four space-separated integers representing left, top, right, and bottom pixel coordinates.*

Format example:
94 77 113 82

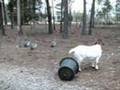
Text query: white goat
69 39 103 71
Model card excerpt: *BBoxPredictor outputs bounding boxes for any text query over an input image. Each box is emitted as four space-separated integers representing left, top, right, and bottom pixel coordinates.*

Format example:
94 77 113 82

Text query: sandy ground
0 25 120 90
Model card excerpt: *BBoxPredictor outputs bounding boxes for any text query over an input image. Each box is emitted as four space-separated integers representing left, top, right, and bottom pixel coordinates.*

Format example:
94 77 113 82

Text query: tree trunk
9 1 14 29
17 0 23 35
81 0 87 35
106 13 109 24
68 10 72 31
89 0 95 35
0 1 6 35
32 0 36 24
91 0 95 28
2 0 7 25
30 0 36 31
46 0 53 34
52 0 56 31
32 0 36 16
63 0 68 38
60 0 63 33
11 12 14 29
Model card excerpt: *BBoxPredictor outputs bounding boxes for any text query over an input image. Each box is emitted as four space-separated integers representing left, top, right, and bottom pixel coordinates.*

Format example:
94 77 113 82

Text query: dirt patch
0 25 120 90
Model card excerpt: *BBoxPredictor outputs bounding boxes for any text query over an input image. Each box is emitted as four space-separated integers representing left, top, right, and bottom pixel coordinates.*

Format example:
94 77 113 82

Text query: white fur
69 44 102 71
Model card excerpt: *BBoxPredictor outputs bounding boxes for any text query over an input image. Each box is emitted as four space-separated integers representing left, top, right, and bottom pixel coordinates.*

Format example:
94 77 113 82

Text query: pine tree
63 0 68 38
0 1 6 35
81 0 87 35
89 0 95 35
116 0 120 22
46 0 53 34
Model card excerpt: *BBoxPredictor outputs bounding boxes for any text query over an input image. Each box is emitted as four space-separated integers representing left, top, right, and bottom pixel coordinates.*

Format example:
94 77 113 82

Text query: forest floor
0 24 120 90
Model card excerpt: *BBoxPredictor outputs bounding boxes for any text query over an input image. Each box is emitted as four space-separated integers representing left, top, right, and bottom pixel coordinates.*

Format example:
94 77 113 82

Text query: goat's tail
69 48 75 54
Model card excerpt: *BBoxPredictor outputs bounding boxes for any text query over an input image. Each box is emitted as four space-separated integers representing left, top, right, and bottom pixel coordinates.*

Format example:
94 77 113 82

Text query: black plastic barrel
58 57 79 81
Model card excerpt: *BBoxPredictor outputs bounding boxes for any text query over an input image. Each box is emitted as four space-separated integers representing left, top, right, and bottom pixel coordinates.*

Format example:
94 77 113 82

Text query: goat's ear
94 39 104 45
101 41 104 45
94 42 97 45
99 39 104 45
94 38 98 44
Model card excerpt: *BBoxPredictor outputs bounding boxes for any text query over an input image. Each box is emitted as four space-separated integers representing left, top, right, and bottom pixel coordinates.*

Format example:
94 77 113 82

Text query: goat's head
94 39 104 45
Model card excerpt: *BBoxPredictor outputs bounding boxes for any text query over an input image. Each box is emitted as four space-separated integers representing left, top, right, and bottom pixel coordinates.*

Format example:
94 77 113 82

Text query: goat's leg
76 60 82 72
76 59 82 72
78 63 82 72
78 60 82 72
92 62 95 68
95 57 100 70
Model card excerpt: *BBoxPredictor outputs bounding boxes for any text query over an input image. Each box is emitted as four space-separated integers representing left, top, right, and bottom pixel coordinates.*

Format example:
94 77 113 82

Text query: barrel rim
58 66 74 81
59 57 79 73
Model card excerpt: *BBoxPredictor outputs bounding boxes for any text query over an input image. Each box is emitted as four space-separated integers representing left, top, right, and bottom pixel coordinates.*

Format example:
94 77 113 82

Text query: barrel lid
58 66 74 81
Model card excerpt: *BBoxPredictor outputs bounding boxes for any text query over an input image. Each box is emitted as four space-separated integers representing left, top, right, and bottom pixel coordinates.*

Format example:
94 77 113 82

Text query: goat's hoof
92 64 95 68
95 67 99 70
78 69 82 72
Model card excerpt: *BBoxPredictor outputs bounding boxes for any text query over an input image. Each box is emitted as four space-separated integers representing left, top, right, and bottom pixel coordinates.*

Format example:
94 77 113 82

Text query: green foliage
96 0 112 23
97 0 103 4
116 0 120 21
7 0 42 24
68 13 73 22
55 0 74 22
7 0 16 12
103 0 112 13
72 12 82 22
55 1 63 21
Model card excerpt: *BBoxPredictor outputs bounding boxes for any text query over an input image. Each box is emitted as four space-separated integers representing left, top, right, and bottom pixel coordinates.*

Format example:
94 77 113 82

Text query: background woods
0 0 118 37
0 0 120 90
